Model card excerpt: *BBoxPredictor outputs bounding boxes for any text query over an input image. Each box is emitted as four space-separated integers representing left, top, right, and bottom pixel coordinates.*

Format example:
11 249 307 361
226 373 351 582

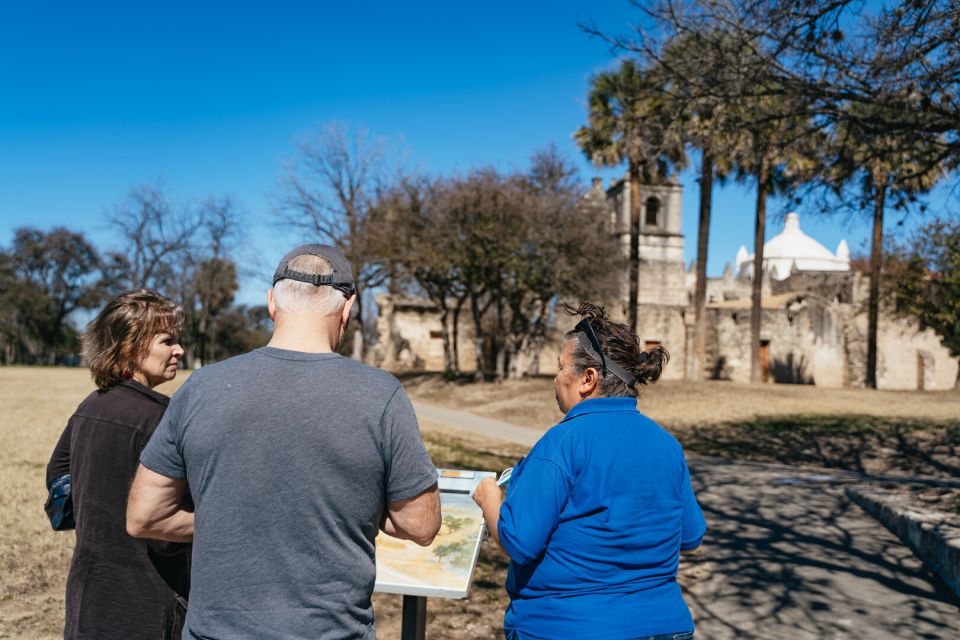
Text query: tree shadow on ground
679 415 960 479
683 459 960 639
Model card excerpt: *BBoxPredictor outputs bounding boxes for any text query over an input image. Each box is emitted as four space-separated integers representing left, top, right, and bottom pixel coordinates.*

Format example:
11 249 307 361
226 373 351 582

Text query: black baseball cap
272 244 356 295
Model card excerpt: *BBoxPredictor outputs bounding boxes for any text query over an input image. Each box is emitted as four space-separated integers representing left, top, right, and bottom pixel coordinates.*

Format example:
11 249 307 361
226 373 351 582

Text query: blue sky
1 1 952 307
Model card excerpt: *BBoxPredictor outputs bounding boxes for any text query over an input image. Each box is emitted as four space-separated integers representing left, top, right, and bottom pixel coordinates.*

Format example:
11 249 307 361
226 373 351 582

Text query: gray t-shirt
140 347 437 640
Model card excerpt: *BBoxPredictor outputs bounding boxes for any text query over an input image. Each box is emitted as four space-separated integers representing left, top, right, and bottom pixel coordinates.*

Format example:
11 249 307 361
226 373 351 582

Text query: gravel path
413 401 960 639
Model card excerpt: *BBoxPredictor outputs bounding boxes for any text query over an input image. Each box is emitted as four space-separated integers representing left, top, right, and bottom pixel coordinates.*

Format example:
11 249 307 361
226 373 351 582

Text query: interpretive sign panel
374 469 495 599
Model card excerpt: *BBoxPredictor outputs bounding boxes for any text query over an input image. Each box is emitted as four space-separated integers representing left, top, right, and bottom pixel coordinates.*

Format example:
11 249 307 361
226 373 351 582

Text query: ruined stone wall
703 275 751 304
701 294 957 390
772 271 855 304
864 314 958 390
373 294 477 372
635 304 688 381
704 298 846 386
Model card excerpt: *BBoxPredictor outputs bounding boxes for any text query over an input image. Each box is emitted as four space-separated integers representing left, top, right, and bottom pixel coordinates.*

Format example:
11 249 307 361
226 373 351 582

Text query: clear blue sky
1 1 952 307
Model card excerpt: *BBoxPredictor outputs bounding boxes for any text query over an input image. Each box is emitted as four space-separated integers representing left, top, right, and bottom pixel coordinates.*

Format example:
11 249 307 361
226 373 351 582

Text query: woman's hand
472 477 501 510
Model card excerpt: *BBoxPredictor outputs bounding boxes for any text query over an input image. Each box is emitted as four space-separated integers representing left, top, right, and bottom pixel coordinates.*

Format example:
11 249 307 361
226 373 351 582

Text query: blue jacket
498 397 706 640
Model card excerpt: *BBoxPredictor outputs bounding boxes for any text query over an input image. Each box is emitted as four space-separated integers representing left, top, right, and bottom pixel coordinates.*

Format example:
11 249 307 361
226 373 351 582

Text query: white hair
272 254 347 316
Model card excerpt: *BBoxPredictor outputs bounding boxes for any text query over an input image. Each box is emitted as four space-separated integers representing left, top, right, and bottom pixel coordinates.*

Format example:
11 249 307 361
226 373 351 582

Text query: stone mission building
374 176 958 390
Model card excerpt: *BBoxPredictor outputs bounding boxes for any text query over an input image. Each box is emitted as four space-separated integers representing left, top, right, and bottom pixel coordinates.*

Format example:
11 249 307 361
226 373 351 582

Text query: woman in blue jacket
474 303 706 640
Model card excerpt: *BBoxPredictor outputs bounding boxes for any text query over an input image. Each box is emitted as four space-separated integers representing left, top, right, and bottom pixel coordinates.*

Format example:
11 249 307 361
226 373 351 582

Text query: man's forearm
127 508 194 543
127 465 194 542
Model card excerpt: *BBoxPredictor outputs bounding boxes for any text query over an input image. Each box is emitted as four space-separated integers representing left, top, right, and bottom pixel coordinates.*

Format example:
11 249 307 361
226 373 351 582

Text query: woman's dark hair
82 289 185 390
562 302 669 398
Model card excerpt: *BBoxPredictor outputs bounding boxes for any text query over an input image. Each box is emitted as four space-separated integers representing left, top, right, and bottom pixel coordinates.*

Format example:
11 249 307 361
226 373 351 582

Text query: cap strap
274 268 348 287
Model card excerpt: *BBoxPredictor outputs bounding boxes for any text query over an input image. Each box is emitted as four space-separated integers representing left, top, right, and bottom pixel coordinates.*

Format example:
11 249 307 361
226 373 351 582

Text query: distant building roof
707 291 808 310
737 213 850 281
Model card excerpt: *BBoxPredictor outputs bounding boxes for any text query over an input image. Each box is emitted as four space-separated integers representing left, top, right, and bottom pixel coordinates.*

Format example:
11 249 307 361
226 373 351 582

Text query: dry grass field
404 374 960 479
2 366 957 638
0 367 190 639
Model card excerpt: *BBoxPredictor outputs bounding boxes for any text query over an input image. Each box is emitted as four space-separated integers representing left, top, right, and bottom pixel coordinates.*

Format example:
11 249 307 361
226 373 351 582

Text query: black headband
574 318 645 389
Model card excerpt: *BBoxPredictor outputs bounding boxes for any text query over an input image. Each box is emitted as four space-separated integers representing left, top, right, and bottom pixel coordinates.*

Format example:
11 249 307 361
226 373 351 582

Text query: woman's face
554 340 583 414
133 332 184 389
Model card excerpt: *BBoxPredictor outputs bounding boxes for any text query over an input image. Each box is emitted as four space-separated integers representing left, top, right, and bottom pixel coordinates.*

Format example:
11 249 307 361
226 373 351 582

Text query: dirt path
415 402 960 639
412 402 542 448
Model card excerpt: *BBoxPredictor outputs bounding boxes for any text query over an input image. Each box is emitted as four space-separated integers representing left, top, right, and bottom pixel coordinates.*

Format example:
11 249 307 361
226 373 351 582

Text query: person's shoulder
74 384 162 429
529 417 581 459
178 351 260 386
73 387 107 415
635 411 686 455
336 358 405 394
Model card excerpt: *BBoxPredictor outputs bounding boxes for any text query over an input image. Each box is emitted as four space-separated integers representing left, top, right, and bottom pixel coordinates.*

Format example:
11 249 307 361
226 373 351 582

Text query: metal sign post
400 594 427 640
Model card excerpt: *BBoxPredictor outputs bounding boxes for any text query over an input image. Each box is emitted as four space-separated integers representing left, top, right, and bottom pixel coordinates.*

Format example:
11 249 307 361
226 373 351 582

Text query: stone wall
870 314 958 390
636 304 688 381
702 293 957 389
704 296 847 386
373 294 477 372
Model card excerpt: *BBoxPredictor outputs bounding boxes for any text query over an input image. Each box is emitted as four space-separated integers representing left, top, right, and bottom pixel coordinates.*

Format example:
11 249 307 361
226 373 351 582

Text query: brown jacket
47 380 188 640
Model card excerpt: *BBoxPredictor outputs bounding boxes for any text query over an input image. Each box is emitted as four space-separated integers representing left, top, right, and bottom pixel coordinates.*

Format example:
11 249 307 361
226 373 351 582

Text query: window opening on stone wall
644 340 662 352
429 330 443 339
645 197 661 227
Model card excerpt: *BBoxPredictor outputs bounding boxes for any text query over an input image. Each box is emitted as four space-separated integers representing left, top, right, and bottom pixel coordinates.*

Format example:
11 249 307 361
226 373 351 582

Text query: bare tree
276 122 399 361
373 149 622 380
108 186 244 366
108 185 205 293
369 176 469 375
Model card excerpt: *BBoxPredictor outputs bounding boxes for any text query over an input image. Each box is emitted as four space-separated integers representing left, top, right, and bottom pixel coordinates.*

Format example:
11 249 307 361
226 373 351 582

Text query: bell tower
602 174 688 379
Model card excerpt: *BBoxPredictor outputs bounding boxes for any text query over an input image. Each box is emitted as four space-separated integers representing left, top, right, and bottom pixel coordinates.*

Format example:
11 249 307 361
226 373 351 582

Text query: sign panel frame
374 469 495 600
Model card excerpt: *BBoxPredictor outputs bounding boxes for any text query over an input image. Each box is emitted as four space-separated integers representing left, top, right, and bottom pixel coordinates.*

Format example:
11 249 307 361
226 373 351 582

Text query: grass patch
421 430 524 472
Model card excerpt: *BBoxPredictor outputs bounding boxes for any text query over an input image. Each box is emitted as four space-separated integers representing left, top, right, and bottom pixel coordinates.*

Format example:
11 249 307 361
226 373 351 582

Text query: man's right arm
381 482 441 546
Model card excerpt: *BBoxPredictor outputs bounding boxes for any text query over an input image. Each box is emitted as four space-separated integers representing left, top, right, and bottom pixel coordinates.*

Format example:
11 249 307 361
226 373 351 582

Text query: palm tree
575 60 687 331
660 31 743 381
727 91 821 383
830 111 944 387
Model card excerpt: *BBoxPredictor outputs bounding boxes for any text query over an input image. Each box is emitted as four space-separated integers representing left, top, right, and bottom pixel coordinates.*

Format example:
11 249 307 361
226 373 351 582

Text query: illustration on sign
375 471 492 599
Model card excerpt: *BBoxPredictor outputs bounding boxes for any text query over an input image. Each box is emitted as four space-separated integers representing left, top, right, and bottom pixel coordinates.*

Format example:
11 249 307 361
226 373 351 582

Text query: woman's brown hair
562 302 669 398
83 289 185 390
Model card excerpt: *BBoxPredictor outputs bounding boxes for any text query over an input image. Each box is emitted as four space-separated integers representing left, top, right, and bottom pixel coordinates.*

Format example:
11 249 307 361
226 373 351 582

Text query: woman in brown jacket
46 289 191 640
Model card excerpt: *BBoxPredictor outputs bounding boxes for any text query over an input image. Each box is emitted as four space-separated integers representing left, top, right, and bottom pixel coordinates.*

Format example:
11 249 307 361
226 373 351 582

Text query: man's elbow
126 511 149 538
126 500 155 539
410 514 442 547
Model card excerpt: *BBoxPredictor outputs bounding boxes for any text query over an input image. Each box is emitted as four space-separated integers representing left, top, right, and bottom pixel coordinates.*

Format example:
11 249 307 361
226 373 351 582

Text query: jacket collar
117 378 170 407
561 396 637 422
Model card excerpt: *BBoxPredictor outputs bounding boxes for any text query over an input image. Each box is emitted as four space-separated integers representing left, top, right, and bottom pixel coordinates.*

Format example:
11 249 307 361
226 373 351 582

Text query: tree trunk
525 298 549 377
452 293 467 376
750 157 769 384
866 183 886 389
470 293 486 381
692 150 714 382
628 162 642 332
494 297 506 381
438 306 452 374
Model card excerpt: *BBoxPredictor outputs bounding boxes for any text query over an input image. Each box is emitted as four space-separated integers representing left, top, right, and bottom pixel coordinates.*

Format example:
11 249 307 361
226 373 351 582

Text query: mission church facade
374 177 958 390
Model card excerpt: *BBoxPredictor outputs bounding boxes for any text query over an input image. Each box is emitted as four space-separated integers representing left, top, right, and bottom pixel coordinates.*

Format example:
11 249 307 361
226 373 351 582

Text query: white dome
738 213 850 280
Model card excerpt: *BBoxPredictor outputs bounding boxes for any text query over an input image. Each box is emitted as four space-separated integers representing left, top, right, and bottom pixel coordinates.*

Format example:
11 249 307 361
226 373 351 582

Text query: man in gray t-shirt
127 244 441 639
